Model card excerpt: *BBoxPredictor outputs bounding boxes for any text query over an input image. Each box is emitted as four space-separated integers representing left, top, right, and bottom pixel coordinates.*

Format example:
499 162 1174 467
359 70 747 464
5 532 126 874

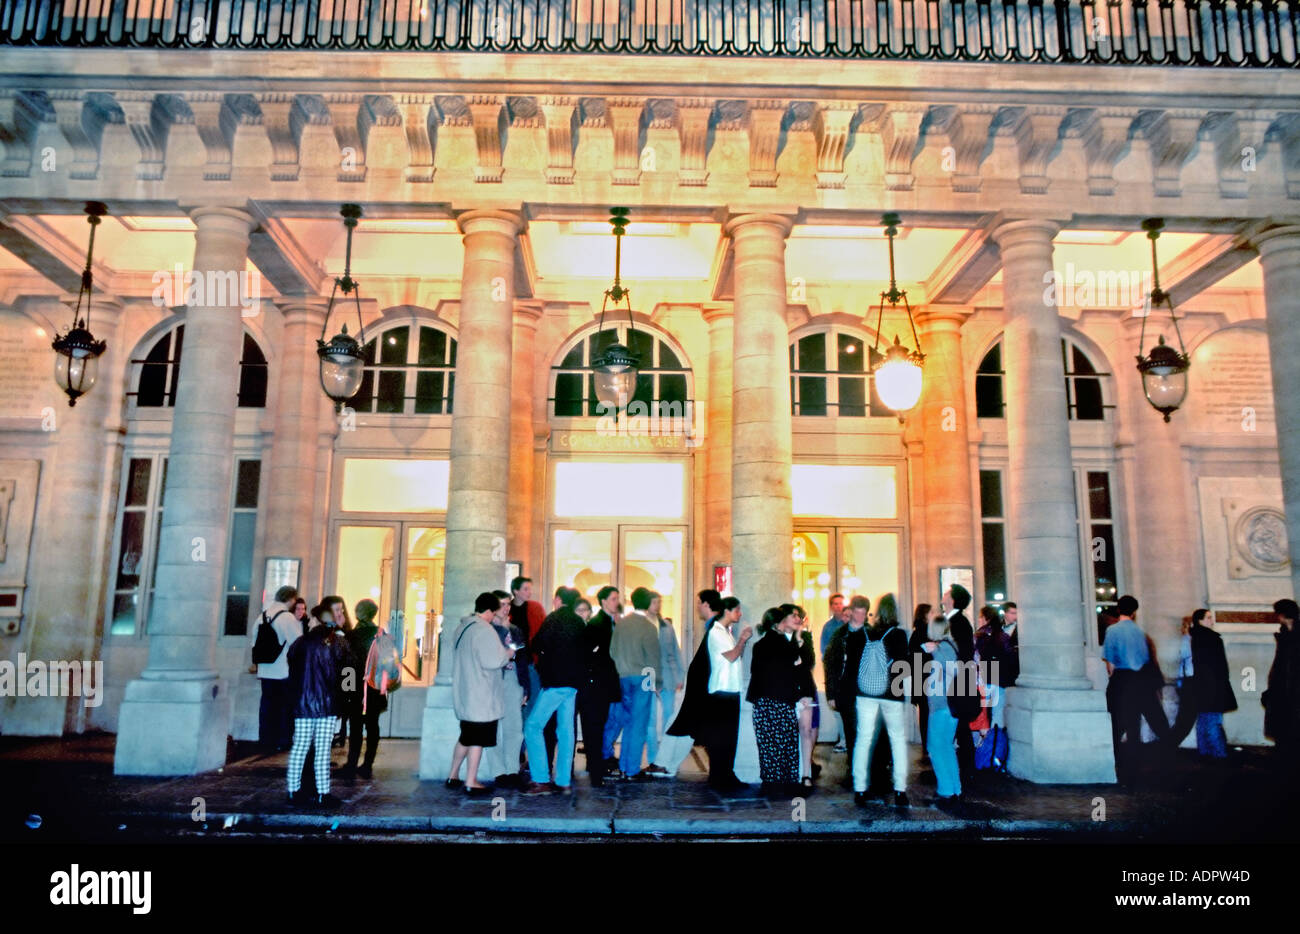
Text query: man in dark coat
665 590 724 744
1264 599 1300 772
342 599 384 780
579 585 623 786
824 595 870 790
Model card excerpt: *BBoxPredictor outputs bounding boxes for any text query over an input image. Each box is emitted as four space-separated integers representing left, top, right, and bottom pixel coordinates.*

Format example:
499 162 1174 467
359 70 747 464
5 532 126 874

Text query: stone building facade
0 2 1297 783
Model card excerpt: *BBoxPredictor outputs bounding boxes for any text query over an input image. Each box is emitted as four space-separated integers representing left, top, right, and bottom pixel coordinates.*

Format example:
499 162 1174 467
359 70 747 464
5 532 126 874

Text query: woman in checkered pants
286 604 350 807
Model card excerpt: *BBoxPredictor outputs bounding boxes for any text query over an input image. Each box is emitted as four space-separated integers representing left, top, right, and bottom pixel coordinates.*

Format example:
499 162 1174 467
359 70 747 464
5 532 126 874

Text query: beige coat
451 615 511 723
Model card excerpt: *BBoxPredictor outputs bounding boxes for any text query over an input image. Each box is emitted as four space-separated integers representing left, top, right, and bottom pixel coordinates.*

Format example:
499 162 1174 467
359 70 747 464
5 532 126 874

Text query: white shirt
255 602 303 681
707 624 742 694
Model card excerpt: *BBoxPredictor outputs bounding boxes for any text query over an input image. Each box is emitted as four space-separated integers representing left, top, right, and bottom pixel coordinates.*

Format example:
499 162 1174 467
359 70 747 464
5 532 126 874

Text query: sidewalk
2 733 1295 841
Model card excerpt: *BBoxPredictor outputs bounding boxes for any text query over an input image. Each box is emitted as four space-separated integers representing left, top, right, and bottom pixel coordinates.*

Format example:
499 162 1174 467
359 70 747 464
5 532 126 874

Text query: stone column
1253 224 1300 601
7 294 124 736
914 309 976 590
262 300 327 577
419 208 522 778
992 217 1115 783
1117 313 1196 676
115 205 255 775
725 214 794 784
507 300 543 574
702 302 734 602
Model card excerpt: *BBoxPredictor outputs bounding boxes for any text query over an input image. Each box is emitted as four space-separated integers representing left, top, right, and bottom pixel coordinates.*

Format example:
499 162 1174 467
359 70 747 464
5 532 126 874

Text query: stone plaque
1186 327 1275 435
0 312 62 419
1198 476 1295 606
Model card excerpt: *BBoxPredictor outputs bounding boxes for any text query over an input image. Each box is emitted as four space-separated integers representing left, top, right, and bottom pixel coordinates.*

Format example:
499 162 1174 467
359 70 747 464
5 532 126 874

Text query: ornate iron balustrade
1 0 1297 65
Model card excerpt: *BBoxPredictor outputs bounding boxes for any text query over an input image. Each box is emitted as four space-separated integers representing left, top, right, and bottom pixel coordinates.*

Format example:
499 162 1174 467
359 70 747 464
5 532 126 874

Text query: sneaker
357 764 373 780
631 770 655 782
315 793 342 808
894 791 910 808
641 764 672 779
444 778 464 790
522 781 557 796
602 756 620 773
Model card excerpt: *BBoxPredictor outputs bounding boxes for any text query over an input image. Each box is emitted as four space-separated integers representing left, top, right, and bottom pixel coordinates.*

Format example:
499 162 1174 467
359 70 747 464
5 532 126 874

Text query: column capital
513 299 544 327
914 307 969 333
723 212 795 239
184 204 256 231
1250 223 1300 257
701 302 734 325
274 298 329 328
989 215 1063 250
455 208 526 237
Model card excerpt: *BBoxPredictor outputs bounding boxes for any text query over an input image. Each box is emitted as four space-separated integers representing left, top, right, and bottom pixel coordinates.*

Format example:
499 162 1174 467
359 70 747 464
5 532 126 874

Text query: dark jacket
1189 623 1237 714
344 619 386 714
975 624 1019 688
864 622 911 701
1264 624 1300 742
288 624 349 719
950 611 975 662
667 618 716 740
583 610 622 703
533 607 588 690
824 624 868 706
747 630 814 706
908 625 930 702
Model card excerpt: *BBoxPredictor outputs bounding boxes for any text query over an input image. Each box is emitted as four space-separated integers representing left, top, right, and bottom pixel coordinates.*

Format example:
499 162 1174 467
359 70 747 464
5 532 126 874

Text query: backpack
364 610 405 702
252 610 288 666
974 724 1010 772
857 633 891 697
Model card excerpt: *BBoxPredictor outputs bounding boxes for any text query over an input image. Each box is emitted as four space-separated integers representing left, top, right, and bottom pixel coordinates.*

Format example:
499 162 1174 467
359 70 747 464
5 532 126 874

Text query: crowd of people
252 572 1300 808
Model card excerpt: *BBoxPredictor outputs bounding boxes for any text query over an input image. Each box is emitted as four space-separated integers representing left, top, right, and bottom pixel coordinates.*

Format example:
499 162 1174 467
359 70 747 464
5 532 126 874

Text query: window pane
110 593 137 636
224 594 251 638
414 371 445 414
235 460 261 509
225 512 256 594
554 373 585 416
353 370 375 412
975 374 1004 418
417 326 448 366
589 329 617 361
659 373 687 406
1087 471 1112 520
1073 376 1104 420
837 333 865 373
168 326 184 404
659 342 682 370
560 341 584 368
115 510 146 590
158 458 168 505
1072 344 1097 375
981 522 1007 602
125 458 151 507
868 376 893 417
1089 524 1118 604
137 330 173 407
979 470 1004 518
379 327 408 365
362 338 377 365
627 329 653 365
978 344 1001 374
838 376 866 417
796 334 826 372
447 372 455 413
376 371 405 413
797 376 827 416
632 373 653 408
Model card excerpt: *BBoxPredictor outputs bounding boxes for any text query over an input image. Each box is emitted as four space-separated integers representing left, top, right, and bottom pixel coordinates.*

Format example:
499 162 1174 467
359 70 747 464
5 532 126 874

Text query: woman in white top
703 596 752 791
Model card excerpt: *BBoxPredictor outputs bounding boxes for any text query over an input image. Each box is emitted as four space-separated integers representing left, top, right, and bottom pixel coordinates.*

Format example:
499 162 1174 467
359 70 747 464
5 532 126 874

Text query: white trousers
853 696 909 793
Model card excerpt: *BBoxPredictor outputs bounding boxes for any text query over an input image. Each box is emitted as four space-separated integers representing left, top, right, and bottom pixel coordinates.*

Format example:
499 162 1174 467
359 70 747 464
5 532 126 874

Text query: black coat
824 624 867 706
667 619 716 740
583 610 622 703
747 630 814 706
288 625 349 719
908 625 930 701
534 607 588 690
1189 623 1237 714
1264 624 1300 741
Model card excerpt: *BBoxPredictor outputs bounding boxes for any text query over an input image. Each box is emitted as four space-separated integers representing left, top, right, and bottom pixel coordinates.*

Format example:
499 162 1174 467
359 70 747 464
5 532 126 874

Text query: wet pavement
2 733 1296 842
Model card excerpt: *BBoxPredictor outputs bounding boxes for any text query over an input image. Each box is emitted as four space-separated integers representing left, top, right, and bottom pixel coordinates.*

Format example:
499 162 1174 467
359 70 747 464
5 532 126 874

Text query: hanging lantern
591 207 641 408
52 202 109 407
1134 218 1191 423
868 213 925 416
317 203 368 409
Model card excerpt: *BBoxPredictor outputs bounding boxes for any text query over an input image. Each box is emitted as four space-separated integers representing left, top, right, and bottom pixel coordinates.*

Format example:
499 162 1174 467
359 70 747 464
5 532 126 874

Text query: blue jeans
646 690 662 763
603 696 626 760
617 675 654 775
927 705 962 798
1195 712 1228 758
524 687 577 786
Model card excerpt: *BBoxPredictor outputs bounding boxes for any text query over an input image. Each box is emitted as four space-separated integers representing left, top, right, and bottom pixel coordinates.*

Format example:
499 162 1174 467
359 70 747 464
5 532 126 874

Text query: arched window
975 337 1110 421
132 325 268 408
351 322 458 415
550 323 691 418
789 326 893 418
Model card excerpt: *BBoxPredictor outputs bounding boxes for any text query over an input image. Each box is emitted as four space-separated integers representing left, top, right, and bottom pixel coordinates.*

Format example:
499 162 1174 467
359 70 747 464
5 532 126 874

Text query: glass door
550 524 687 635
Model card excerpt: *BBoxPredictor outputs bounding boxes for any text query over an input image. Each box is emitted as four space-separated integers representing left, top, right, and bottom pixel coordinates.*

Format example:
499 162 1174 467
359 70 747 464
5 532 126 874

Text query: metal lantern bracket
869 212 925 367
51 201 109 407
1135 217 1192 422
591 207 642 408
317 203 368 408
